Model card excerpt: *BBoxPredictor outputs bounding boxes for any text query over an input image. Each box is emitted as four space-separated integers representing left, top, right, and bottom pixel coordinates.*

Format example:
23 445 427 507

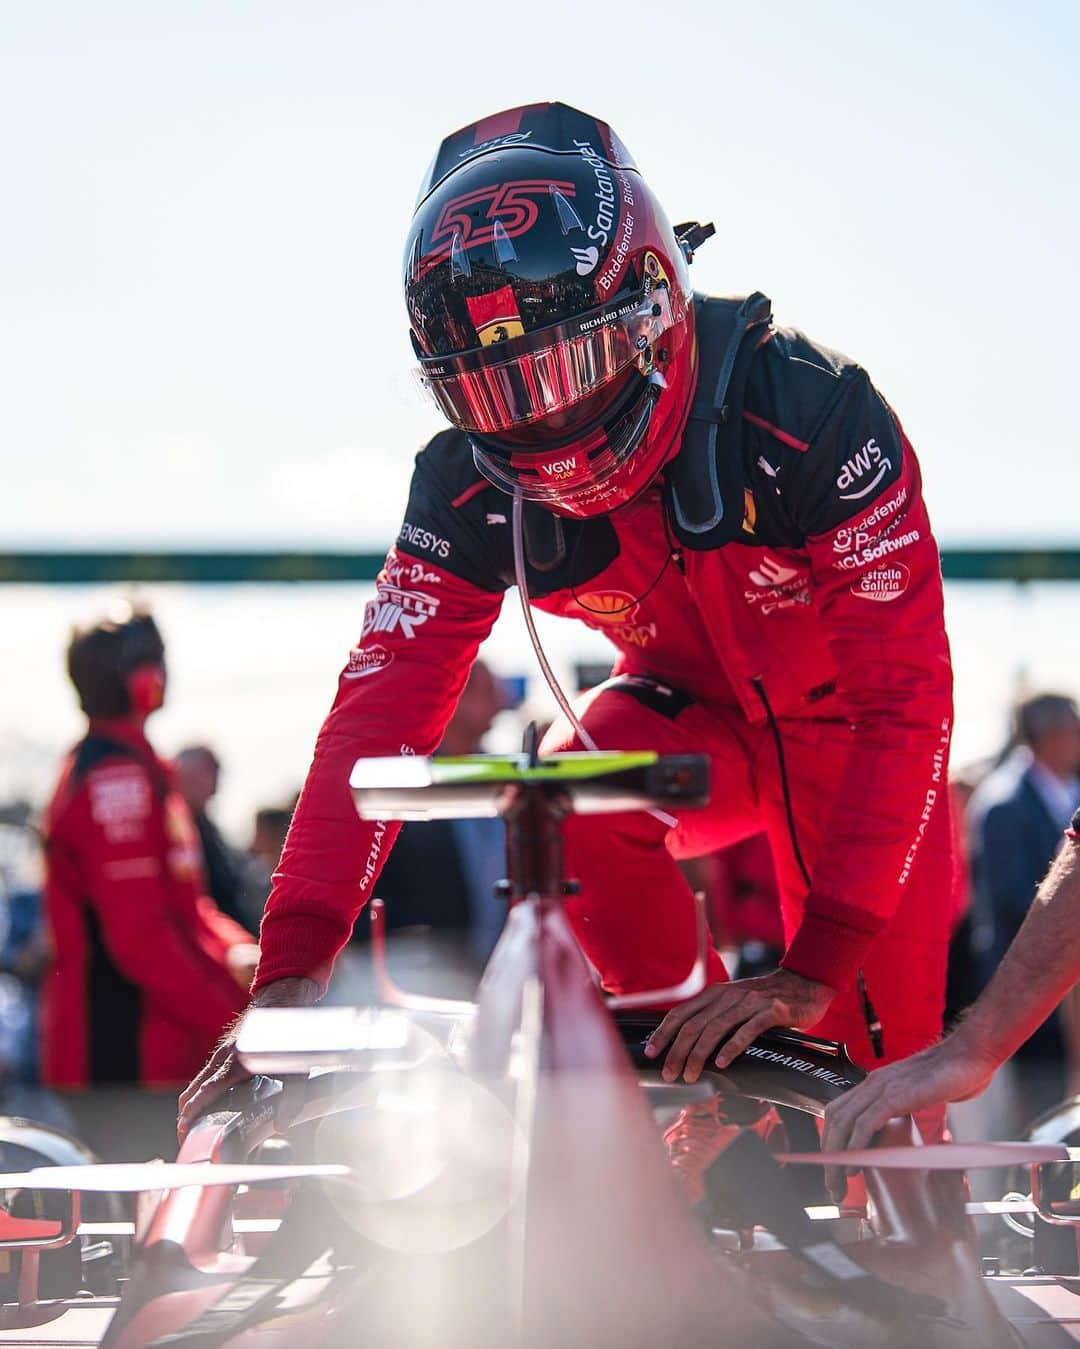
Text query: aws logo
837 437 893 501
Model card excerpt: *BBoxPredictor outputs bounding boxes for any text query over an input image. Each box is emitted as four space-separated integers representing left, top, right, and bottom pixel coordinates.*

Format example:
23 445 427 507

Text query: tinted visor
416 286 675 436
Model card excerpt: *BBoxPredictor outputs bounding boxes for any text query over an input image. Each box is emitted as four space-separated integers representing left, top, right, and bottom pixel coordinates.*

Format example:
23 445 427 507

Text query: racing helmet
67 605 165 718
405 103 702 518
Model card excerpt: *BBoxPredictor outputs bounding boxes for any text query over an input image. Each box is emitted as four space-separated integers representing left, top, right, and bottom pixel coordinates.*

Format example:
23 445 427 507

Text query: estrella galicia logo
571 245 599 276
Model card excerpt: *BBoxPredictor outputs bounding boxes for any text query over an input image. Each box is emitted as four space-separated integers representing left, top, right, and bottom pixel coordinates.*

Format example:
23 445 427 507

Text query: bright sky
2 0 1077 548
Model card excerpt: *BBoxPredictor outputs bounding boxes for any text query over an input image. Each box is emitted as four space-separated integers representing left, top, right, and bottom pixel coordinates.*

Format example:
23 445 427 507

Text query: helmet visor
415 286 676 436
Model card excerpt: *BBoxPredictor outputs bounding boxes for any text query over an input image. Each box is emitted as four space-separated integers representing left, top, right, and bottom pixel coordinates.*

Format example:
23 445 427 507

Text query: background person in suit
968 691 1080 1121
175 745 248 928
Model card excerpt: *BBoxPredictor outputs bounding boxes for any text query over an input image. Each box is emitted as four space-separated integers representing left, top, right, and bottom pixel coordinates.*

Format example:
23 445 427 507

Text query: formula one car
1 747 1078 1346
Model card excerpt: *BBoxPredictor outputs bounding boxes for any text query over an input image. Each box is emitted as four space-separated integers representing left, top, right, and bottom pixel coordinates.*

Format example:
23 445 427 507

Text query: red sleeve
779 419 954 989
74 761 248 1032
253 547 504 994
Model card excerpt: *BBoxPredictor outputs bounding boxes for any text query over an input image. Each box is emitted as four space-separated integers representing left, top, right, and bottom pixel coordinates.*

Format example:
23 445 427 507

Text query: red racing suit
41 718 251 1088
255 297 955 1086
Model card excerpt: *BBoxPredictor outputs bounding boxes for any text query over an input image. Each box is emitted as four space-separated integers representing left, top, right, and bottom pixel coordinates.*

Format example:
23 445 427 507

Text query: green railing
0 549 1079 585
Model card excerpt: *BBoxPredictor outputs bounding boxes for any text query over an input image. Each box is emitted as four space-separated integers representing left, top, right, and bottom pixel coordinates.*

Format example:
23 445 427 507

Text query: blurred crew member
181 105 955 1186
175 744 247 927
237 806 294 929
41 607 255 1109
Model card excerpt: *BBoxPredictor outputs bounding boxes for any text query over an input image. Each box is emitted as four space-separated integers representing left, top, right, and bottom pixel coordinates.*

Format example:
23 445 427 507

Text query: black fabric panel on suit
596 673 695 720
664 294 771 551
84 905 141 1083
353 820 470 938
72 736 137 778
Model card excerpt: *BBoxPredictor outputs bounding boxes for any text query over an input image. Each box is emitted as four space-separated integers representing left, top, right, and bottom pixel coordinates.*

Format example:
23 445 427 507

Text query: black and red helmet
404 103 702 518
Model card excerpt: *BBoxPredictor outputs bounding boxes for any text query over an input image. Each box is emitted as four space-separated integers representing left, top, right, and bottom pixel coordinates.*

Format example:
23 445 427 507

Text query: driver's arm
941 827 1080 1073
253 446 505 997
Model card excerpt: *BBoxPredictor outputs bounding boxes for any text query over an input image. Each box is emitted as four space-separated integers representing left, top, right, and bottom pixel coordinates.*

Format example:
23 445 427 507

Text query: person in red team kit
43 607 255 1154
181 104 955 1175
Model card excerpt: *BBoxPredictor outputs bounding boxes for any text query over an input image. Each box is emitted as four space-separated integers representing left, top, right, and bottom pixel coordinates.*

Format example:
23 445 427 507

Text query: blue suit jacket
967 751 1065 1063
969 752 1064 970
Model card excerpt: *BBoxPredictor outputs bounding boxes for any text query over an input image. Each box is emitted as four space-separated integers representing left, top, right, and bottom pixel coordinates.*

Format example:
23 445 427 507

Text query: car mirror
1031 1156 1080 1227
0 1189 80 1249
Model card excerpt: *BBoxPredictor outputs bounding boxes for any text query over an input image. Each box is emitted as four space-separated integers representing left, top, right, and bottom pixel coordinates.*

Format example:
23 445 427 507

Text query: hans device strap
665 292 772 549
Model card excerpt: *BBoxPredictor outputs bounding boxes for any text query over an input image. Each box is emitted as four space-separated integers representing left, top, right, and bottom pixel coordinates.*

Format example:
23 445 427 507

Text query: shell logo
742 488 757 535
575 591 640 626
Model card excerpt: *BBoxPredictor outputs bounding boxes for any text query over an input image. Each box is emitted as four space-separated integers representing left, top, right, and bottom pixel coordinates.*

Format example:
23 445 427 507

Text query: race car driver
43 606 255 1153
180 103 955 1173
821 814 1080 1195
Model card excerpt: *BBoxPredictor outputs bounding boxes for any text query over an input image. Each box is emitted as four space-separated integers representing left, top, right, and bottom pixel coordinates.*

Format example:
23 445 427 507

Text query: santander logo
749 556 799 588
571 245 599 275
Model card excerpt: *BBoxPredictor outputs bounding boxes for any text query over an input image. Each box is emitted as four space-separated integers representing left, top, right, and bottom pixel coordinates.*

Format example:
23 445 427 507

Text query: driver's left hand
643 969 834 1083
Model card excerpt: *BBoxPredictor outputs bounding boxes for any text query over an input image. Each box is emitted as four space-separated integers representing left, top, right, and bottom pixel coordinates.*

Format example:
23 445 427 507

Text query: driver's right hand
177 975 320 1140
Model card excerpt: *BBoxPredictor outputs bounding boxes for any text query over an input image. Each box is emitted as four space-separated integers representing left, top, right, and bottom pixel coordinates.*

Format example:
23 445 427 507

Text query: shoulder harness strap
664 292 772 550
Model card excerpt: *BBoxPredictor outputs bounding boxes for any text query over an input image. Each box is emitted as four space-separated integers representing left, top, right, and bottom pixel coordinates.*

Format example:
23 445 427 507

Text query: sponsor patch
851 563 909 601
744 554 811 615
88 766 150 843
102 856 161 881
397 522 450 560
749 556 800 588
742 1044 855 1090
836 437 894 501
898 719 951 884
360 819 387 893
832 487 909 555
539 455 582 480
458 130 533 158
385 558 441 588
835 528 920 571
344 644 394 680
574 590 656 648
741 489 757 535
571 244 599 275
362 585 439 640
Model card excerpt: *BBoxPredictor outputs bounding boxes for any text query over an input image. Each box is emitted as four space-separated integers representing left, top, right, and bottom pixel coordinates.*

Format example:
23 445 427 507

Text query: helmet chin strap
511 491 678 830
